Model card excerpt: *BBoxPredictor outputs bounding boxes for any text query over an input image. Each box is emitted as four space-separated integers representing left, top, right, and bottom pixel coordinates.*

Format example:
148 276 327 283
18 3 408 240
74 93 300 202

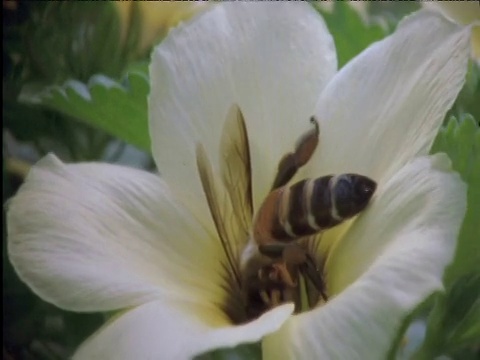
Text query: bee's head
333 174 377 219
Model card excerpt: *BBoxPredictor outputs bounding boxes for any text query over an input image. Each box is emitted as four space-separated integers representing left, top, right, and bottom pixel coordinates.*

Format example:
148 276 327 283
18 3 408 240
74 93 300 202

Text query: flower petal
7 154 225 312
74 300 294 360
263 154 466 359
327 154 466 293
308 10 470 183
149 2 337 215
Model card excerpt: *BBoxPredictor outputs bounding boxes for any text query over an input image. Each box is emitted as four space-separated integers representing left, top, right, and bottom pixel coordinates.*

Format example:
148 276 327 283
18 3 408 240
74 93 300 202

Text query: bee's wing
219 105 253 247
195 105 253 291
196 144 242 288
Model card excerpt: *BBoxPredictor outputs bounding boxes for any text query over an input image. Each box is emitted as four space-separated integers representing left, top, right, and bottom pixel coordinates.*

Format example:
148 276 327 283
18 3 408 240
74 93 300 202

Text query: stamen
271 290 281 306
260 291 271 305
273 262 297 287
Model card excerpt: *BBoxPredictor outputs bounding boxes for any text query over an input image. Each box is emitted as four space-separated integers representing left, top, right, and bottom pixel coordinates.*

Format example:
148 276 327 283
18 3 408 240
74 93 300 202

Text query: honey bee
196 104 376 322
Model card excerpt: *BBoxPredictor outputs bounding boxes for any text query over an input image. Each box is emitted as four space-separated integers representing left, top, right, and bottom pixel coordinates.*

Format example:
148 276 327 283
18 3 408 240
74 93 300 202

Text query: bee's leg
247 268 284 291
298 253 328 301
273 244 328 301
258 243 304 287
245 265 285 319
259 243 309 287
271 116 320 190
258 242 306 262
259 243 328 302
258 243 286 259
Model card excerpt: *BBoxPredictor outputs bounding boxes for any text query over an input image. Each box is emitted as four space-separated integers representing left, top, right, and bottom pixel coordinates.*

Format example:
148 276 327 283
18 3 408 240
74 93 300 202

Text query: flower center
234 237 327 323
194 104 376 324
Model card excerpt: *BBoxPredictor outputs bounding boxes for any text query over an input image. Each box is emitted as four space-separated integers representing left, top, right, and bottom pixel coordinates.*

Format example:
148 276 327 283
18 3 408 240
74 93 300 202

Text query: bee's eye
334 174 376 218
354 176 376 201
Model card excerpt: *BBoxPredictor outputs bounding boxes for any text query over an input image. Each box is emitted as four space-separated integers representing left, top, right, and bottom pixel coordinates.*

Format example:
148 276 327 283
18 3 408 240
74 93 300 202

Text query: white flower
422 1 479 60
7 3 470 359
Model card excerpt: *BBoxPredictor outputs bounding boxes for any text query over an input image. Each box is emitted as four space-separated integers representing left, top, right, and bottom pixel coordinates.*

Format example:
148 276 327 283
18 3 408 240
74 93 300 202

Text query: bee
247 116 376 315
196 104 376 322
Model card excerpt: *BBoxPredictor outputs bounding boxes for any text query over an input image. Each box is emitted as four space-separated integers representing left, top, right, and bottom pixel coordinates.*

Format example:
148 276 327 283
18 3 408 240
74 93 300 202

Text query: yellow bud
115 1 210 55
423 2 480 60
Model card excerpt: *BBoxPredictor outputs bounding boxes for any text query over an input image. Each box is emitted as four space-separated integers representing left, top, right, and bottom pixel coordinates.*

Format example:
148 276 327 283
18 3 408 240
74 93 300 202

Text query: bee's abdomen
278 176 340 240
254 176 337 244
310 176 343 228
253 174 376 245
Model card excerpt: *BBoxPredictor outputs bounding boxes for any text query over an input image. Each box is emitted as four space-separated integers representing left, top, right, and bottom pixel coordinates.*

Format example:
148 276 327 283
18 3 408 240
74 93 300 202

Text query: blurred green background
3 1 479 359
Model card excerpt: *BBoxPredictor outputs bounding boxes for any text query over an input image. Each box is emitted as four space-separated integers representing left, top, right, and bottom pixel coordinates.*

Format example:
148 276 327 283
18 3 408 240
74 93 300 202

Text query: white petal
7 154 225 312
149 2 337 217
263 154 466 359
308 11 470 183
327 154 466 293
74 300 294 360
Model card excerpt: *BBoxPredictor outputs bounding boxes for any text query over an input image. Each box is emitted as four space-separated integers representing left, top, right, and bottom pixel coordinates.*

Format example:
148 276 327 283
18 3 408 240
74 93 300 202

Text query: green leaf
387 295 435 360
448 61 480 122
431 114 480 283
18 70 150 152
312 1 386 68
404 114 480 359
195 343 262 360
368 1 421 30
434 273 480 351
412 272 480 359
16 2 140 84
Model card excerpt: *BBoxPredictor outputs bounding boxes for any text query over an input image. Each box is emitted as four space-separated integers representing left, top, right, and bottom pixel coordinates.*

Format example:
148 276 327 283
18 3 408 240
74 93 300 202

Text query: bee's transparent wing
195 105 253 291
197 143 250 319
219 105 253 249
196 144 242 290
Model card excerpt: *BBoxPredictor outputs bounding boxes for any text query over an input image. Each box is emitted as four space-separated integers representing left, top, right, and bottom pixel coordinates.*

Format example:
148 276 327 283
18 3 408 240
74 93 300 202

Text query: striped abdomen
252 174 376 245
